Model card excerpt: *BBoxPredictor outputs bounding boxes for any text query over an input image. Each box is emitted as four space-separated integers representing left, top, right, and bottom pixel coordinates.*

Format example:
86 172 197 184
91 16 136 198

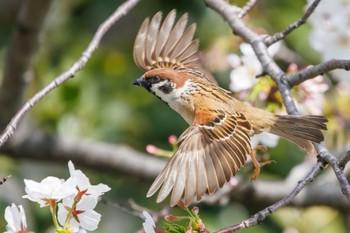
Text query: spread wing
147 110 253 206
133 10 216 83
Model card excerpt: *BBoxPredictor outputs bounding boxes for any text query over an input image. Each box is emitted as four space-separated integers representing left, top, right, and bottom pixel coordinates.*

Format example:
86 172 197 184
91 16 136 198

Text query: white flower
58 196 101 232
4 204 27 233
55 161 110 232
296 75 329 115
230 66 258 92
227 54 241 68
142 211 156 233
66 161 111 197
23 176 75 207
308 0 350 82
229 42 281 92
251 132 280 148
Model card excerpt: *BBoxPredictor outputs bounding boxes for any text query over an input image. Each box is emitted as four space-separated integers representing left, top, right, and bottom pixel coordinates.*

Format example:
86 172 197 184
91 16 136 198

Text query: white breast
151 80 194 124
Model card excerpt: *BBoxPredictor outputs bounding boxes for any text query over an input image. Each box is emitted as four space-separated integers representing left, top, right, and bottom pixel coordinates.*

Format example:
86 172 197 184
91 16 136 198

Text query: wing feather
155 10 176 62
226 139 246 168
196 148 207 201
161 13 188 61
212 141 233 180
220 141 239 174
175 40 199 63
133 18 149 70
211 141 229 187
169 23 196 62
154 156 179 203
145 12 163 66
203 150 219 195
133 10 216 83
170 151 187 205
184 149 196 205
147 111 252 206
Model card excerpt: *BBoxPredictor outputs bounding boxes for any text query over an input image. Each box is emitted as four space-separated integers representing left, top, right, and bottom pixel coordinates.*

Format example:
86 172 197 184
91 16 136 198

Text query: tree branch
204 0 350 231
101 198 145 220
204 162 350 212
3 128 348 213
286 59 350 87
0 0 53 128
0 0 21 29
238 0 258 18
339 151 350 171
214 161 326 232
264 0 321 46
1 128 164 182
0 1 349 231
205 0 350 199
0 0 140 147
316 143 350 199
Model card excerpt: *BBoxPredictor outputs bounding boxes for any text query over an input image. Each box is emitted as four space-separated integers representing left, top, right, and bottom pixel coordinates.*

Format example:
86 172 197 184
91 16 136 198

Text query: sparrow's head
132 10 216 98
132 68 190 104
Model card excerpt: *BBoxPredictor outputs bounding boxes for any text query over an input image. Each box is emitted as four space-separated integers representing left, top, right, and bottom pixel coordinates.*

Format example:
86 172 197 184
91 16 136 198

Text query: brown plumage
132 10 328 206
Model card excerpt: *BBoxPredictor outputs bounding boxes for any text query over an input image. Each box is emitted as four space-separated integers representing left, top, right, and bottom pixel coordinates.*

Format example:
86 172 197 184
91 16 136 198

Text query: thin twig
101 198 145 219
214 161 325 232
286 59 350 87
2 129 165 182
264 0 321 46
101 197 172 222
238 0 258 18
0 175 11 185
339 151 350 170
316 144 350 200
0 0 140 147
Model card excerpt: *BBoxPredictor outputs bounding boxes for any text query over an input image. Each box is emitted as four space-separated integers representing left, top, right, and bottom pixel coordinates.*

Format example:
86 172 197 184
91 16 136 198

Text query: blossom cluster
287 64 329 115
307 0 350 83
228 42 281 94
4 161 110 233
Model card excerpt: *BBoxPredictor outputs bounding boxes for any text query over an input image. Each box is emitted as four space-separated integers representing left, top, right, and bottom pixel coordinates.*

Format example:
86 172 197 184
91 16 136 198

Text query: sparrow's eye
149 75 161 84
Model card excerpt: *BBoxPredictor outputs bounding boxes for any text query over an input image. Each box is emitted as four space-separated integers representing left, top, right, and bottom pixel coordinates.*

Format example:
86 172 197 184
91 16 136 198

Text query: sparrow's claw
249 145 275 181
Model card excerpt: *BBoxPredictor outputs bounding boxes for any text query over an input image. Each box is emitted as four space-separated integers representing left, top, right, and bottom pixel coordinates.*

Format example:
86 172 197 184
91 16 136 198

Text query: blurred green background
0 0 349 232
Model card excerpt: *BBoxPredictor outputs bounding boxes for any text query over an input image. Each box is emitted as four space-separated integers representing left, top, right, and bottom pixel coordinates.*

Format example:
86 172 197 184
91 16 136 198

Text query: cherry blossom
229 42 281 92
66 161 110 198
58 195 101 232
307 0 350 82
296 75 329 115
142 211 156 233
251 132 280 148
4 204 28 233
23 176 75 207
51 161 111 232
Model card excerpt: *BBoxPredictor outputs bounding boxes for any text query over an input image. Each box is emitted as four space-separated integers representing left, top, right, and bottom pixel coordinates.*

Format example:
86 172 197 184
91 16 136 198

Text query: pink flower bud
229 177 239 186
192 206 199 215
168 135 177 144
146 145 159 155
176 200 186 208
287 63 298 73
164 215 179 221
186 226 193 233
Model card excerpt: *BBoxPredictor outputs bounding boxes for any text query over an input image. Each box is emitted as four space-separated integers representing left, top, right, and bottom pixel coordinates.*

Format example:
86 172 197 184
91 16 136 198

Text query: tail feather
270 115 327 154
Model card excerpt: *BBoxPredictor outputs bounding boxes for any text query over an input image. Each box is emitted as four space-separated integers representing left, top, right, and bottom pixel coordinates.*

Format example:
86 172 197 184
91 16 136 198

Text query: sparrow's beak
132 77 144 86
132 76 152 91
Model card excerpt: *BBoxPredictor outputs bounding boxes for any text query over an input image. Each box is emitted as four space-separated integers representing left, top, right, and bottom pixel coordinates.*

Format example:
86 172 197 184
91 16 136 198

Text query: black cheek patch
158 83 173 94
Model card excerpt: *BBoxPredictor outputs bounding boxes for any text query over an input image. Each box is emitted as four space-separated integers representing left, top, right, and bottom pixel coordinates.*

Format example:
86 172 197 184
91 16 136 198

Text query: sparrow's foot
249 145 276 181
